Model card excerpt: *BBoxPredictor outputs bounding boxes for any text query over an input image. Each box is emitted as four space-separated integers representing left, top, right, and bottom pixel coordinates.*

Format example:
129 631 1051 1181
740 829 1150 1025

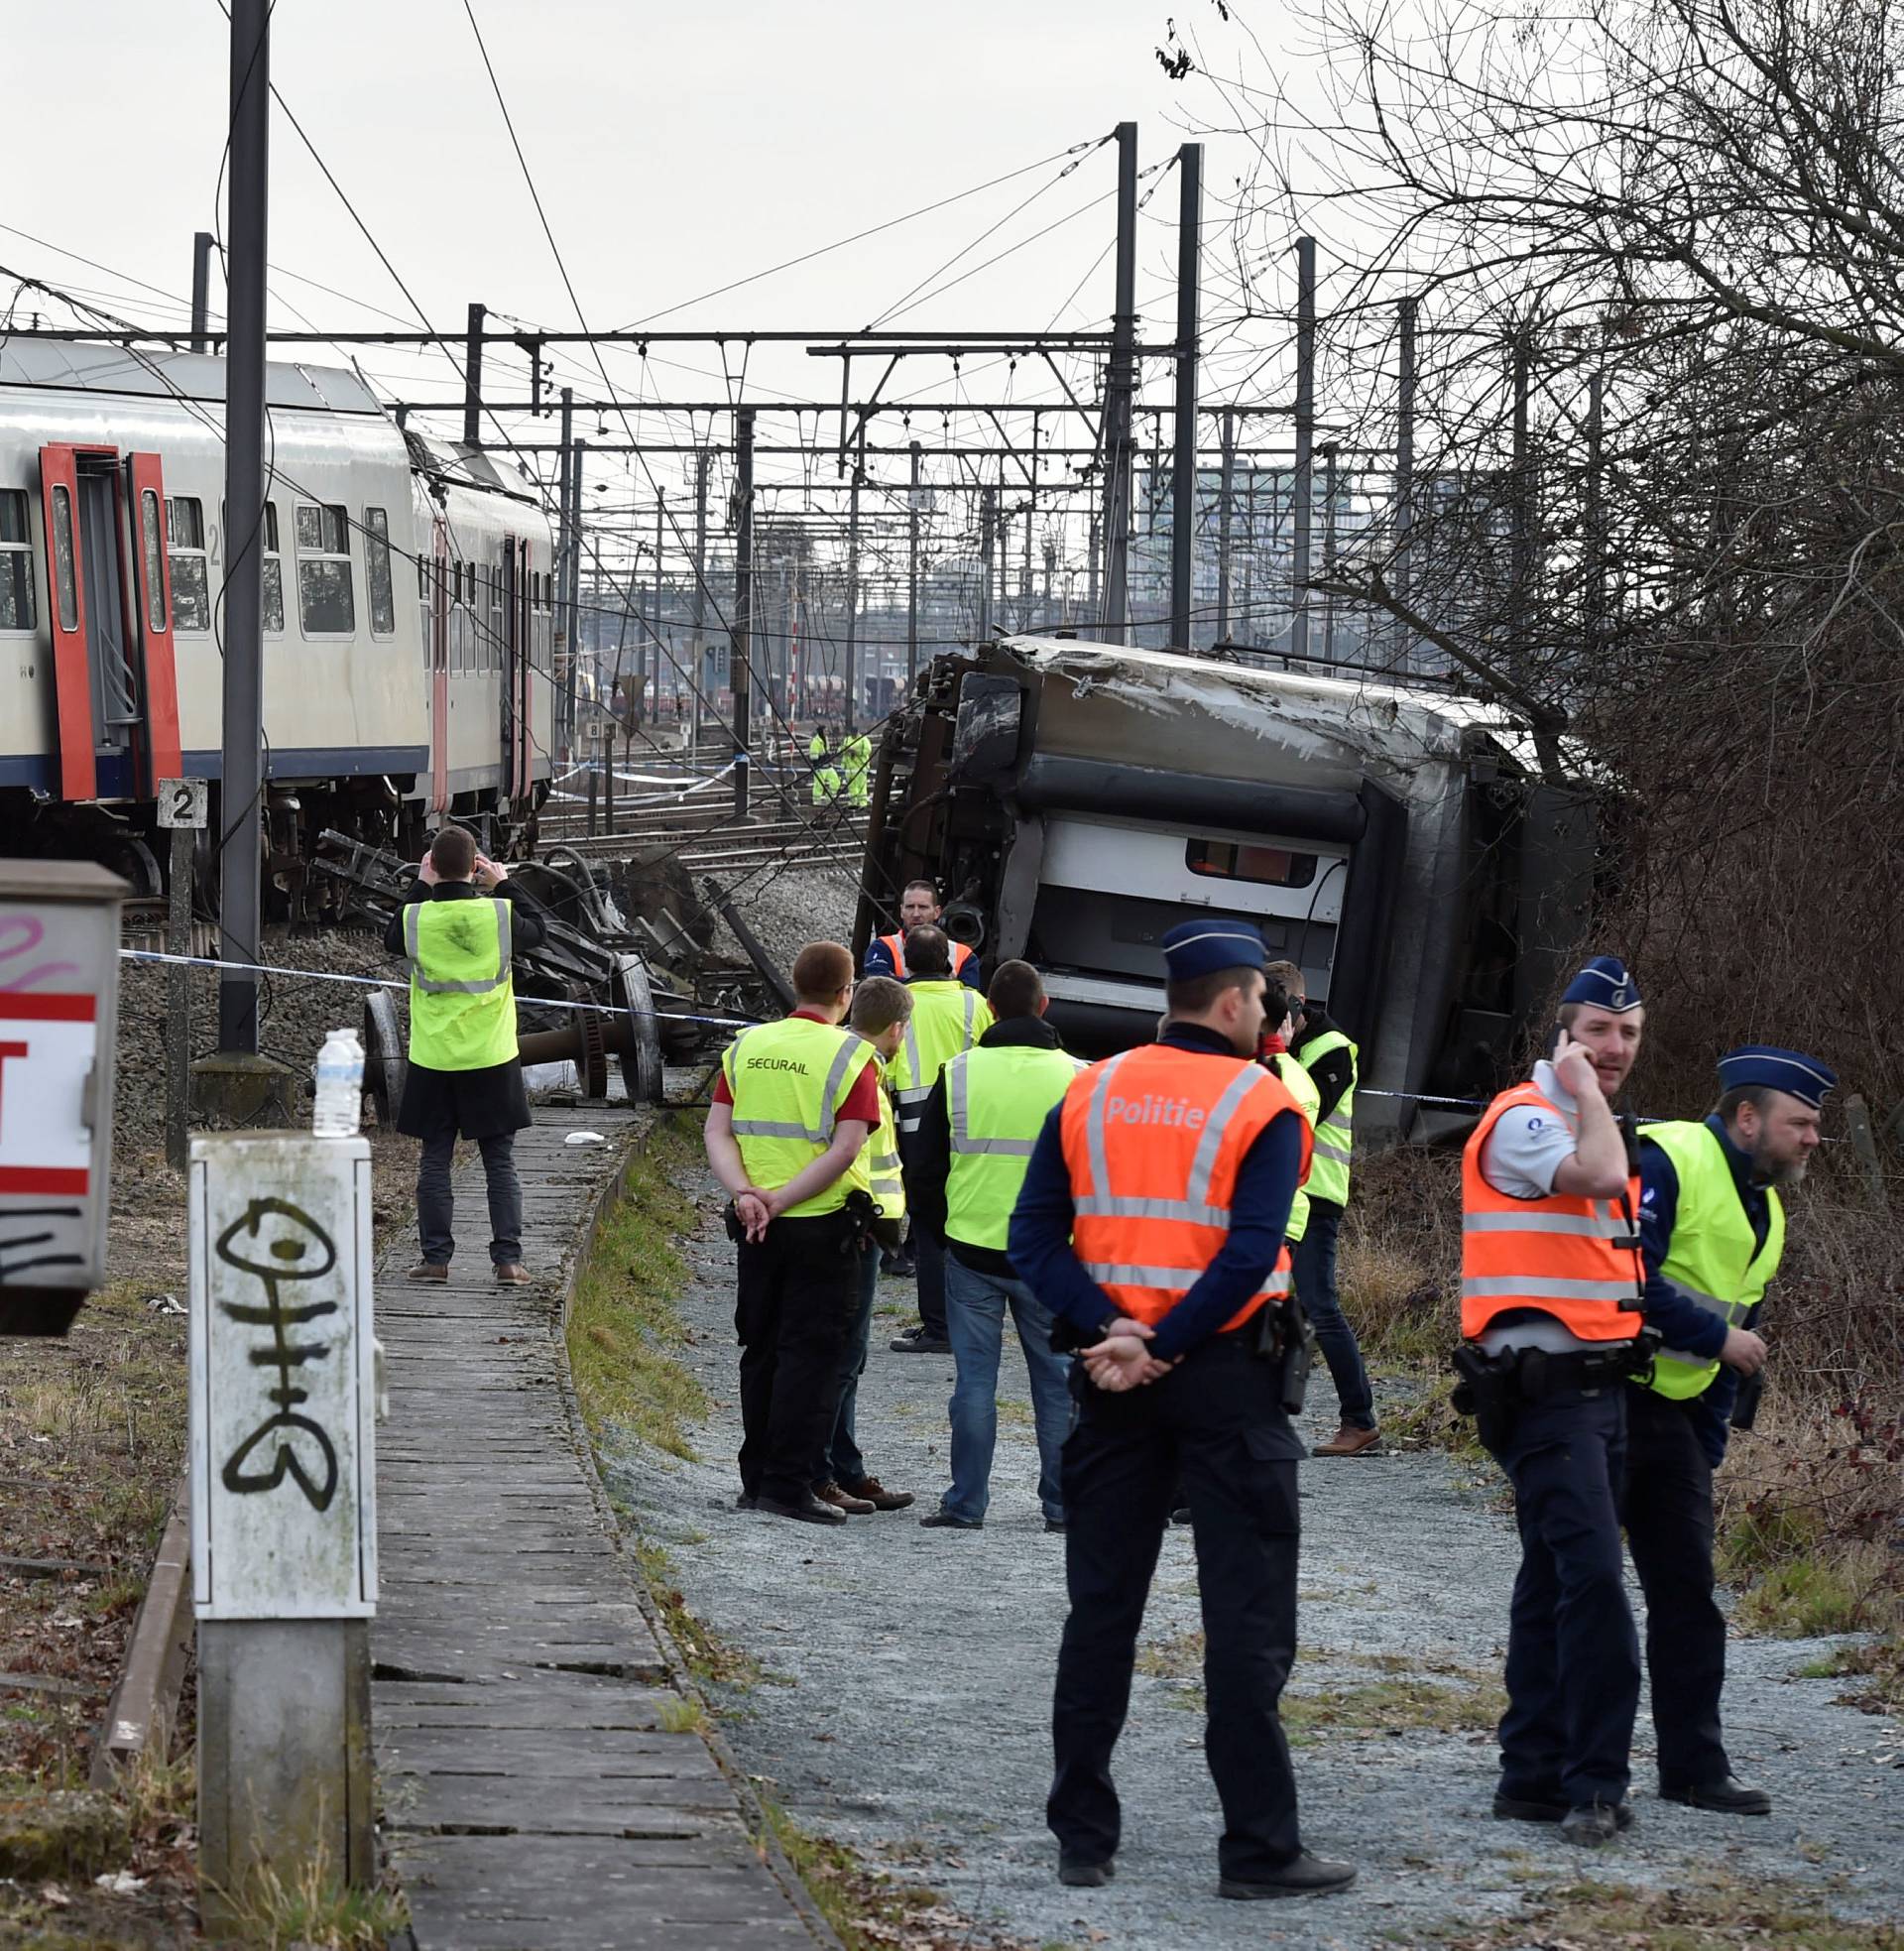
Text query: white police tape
116 946 767 1034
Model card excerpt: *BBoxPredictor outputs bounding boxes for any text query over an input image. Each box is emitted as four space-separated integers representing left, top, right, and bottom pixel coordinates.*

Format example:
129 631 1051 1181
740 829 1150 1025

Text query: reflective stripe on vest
943 1042 1084 1252
1273 1052 1321 1245
878 932 974 983
844 1064 907 1222
1060 1044 1306 1329
405 898 518 1070
1459 1079 1644 1343
1296 1029 1357 1206
892 982 988 1124
720 1016 877 1218
1641 1120 1785 1401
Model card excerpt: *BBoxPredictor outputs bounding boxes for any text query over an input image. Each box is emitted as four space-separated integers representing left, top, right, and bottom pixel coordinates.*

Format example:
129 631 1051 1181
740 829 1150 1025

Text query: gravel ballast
600 1159 1904 1950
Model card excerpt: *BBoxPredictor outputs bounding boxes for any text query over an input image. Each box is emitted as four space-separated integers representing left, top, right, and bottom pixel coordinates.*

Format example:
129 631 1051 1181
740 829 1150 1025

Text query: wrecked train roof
989 634 1544 790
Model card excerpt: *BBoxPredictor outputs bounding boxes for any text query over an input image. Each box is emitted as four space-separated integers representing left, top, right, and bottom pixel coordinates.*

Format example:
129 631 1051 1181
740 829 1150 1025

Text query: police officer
1458 955 1650 1846
888 926 994 1355
907 960 1083 1532
387 825 547 1285
863 881 982 989
1011 918 1356 1901
1267 960 1378 1456
1622 1045 1833 1816
704 942 881 1525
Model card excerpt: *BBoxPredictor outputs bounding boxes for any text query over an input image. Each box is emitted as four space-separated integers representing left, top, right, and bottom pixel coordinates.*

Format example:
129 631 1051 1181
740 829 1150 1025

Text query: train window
261 503 285 635
296 502 355 635
488 562 504 672
139 490 167 634
167 496 211 633
51 487 78 631
364 507 396 637
0 489 33 631
1184 837 1319 889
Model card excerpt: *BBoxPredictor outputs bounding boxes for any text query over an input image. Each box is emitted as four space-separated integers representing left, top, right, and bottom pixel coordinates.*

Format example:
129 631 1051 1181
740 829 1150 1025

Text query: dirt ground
595 1152 1904 1951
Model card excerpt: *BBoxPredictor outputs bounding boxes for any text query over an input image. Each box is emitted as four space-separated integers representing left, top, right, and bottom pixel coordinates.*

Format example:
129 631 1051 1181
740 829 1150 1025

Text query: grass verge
758 1793 974 1951
1419 1872 1904 1949
566 1120 710 1459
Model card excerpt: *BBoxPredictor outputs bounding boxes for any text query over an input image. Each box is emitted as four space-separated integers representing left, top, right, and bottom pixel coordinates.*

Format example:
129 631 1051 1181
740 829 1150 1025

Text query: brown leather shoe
494 1262 532 1285
1313 1423 1381 1458
842 1475 915 1512
814 1479 876 1515
407 1262 449 1282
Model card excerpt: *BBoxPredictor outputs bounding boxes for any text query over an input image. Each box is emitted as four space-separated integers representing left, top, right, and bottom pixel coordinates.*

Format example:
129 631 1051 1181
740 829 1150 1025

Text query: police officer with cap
1011 917 1356 1901
1622 1043 1835 1817
1457 954 1650 1846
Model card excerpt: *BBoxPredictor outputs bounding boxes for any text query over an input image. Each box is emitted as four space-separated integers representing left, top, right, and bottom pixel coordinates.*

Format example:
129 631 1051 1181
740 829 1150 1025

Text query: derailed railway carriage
0 341 555 908
856 636 1599 1135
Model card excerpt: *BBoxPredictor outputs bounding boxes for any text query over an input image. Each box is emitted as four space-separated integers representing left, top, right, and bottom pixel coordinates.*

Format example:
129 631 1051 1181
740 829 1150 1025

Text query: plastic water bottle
312 1029 365 1138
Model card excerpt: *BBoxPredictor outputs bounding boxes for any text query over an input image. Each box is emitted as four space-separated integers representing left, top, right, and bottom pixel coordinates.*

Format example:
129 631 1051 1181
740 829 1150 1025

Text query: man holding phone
1458 956 1652 1846
387 824 547 1284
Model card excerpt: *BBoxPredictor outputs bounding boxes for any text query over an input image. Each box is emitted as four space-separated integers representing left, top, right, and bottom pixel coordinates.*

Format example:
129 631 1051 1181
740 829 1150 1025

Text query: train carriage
0 341 554 904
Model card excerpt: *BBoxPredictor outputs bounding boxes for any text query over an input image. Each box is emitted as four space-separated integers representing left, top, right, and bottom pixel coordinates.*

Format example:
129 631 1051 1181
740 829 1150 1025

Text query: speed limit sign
157 778 208 830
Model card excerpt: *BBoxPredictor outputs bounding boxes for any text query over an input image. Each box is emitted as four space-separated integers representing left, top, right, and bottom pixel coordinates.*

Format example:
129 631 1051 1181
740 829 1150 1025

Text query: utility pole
463 302 486 447
1169 142 1203 651
979 483 996 642
906 439 921 685
1101 120 1138 642
569 435 586 701
1511 324 1533 654
1586 368 1606 638
646 488 663 727
690 447 709 750
1394 296 1417 672
214 0 270 1059
1289 235 1317 663
556 387 573 723
732 409 755 817
1087 506 1101 624
189 232 214 354
844 467 861 731
1216 406 1236 645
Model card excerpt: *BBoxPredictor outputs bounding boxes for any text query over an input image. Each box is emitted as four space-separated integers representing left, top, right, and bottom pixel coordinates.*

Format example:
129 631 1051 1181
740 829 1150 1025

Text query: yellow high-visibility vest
1274 1051 1322 1245
844 1060 906 1222
1643 1120 1785 1401
720 1015 877 1218
405 897 517 1070
943 1042 1084 1251
1298 1028 1357 1207
889 981 993 1132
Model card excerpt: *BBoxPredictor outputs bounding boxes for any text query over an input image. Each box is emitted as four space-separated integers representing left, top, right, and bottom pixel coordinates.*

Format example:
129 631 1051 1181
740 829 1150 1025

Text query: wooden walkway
373 1110 823 1950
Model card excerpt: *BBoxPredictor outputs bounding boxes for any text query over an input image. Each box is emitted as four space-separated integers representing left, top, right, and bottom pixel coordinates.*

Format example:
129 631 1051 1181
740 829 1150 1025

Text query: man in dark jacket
384 825 546 1284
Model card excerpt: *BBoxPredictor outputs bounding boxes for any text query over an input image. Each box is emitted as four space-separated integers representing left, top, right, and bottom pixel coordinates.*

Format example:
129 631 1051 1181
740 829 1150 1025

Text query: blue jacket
1637 1114 1773 1468
1008 1023 1304 1363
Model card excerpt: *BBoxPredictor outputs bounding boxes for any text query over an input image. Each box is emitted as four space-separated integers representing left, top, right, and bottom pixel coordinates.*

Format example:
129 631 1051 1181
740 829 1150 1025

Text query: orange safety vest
1460 1079 1645 1343
879 931 974 981
1059 1042 1306 1332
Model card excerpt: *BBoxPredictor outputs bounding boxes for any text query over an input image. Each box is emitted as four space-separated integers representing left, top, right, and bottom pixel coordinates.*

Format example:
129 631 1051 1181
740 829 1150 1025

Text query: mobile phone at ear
1548 1022 1568 1060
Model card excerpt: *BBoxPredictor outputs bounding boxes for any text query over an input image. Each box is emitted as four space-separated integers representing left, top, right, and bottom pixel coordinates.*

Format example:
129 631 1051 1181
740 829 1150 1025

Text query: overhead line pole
732 409 755 818
463 302 486 447
1290 236 1316 664
214 0 270 1059
1169 141 1202 651
1216 406 1236 645
906 439 921 686
690 448 710 751
1101 120 1138 644
189 231 214 354
844 465 861 730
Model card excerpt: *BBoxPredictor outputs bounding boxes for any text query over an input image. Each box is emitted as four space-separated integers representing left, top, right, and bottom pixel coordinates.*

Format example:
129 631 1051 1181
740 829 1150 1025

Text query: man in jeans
1264 960 1378 1456
907 961 1081 1531
386 825 547 1284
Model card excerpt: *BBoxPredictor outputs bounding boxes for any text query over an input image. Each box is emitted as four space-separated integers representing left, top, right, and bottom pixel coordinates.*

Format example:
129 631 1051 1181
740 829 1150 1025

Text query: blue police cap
1717 1045 1837 1109
1561 955 1642 1014
1160 916 1266 983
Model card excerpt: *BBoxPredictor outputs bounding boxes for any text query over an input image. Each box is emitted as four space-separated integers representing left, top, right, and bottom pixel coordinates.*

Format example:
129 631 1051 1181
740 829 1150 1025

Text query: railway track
537 809 869 877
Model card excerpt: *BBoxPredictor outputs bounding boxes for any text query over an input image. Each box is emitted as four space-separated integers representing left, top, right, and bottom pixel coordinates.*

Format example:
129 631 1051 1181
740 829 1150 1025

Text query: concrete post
191 1133 377 1930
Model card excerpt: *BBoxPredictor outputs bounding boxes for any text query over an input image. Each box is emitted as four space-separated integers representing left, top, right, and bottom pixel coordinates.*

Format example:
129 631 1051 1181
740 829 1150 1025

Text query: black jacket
386 877 547 1139
908 1014 1068 1281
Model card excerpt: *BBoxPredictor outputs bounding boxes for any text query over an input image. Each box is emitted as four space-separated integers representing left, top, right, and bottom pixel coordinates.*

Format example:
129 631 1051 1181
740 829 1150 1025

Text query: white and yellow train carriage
0 341 554 897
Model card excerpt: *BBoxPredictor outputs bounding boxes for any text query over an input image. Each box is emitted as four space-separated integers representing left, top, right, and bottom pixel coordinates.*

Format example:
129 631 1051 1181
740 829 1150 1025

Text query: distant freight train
855 636 1598 1133
0 341 557 909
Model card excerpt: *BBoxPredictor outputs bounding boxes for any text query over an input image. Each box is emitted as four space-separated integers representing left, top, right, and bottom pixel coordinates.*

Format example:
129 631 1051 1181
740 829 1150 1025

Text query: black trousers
1048 1333 1307 1882
1488 1382 1640 1807
1620 1384 1731 1789
734 1209 859 1505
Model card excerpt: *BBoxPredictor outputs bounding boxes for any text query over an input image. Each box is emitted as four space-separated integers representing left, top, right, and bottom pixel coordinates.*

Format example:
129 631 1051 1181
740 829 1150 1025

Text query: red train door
38 447 99 800
124 454 183 794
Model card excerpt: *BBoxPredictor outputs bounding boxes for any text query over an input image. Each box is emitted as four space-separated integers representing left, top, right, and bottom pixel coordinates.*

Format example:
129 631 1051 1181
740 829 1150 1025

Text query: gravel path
599 1161 1904 1949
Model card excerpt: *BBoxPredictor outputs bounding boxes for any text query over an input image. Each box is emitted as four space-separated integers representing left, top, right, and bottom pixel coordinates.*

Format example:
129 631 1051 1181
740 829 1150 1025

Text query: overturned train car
853 637 1596 1136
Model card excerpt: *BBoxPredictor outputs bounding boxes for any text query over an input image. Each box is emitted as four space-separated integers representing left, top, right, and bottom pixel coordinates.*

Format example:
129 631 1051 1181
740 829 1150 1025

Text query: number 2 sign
158 778 208 830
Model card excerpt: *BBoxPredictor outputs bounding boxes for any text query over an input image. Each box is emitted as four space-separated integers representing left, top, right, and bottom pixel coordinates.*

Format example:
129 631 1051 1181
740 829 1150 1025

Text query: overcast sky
5 1 1316 570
